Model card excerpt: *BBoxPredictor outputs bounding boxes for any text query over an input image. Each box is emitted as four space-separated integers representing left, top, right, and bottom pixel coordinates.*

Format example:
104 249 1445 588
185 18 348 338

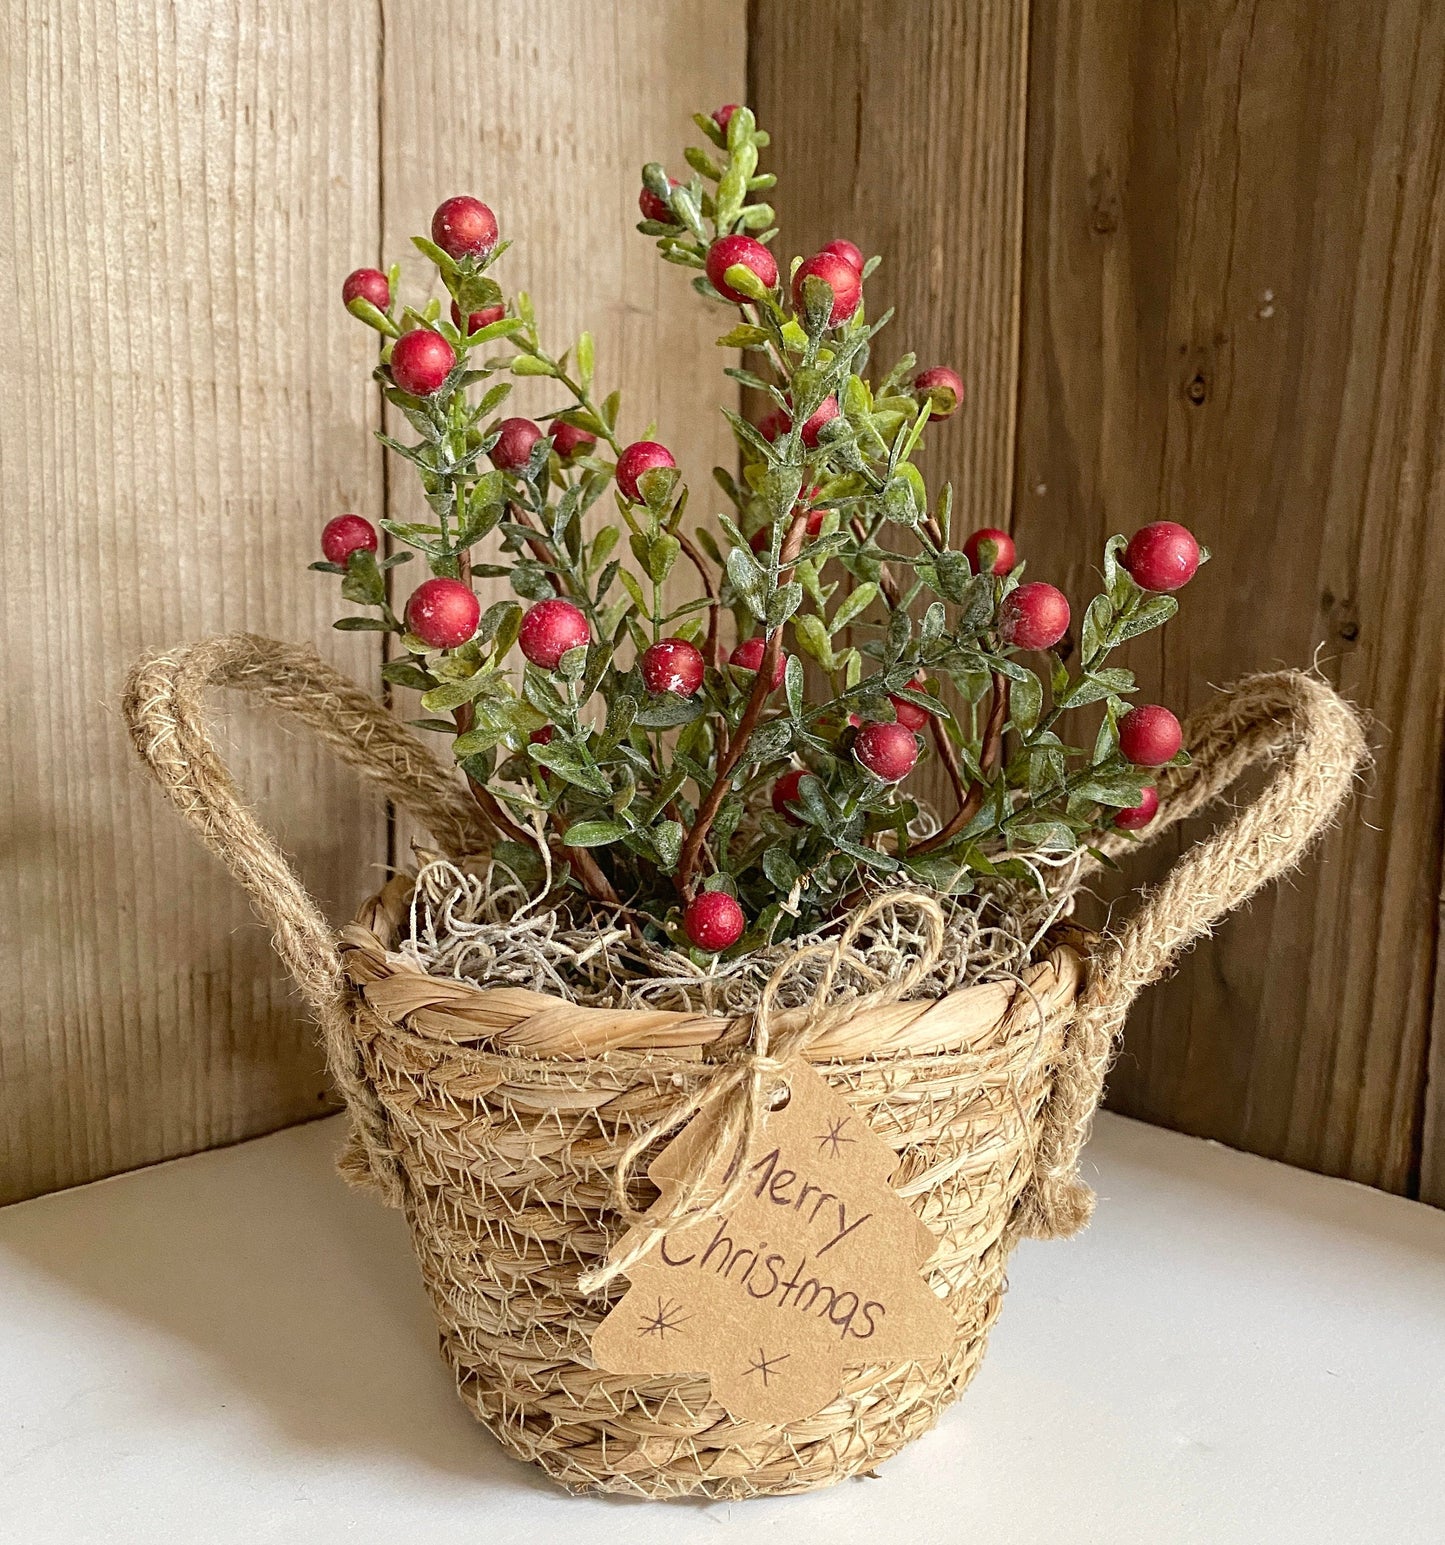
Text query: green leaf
341 548 386 606
745 720 793 765
409 235 459 279
1073 773 1147 807
420 672 490 712
762 844 800 892
345 296 400 337
1007 820 1078 852
562 819 629 848
791 612 835 670
725 546 769 620
333 616 392 631
529 741 610 796
784 654 806 720
645 533 681 584
829 582 879 634
634 694 705 729
511 353 558 377
576 330 595 393
652 819 684 870
1081 594 1113 662
766 581 803 629
380 658 434 690
1111 594 1179 645
716 322 770 348
618 568 649 612
1012 672 1044 734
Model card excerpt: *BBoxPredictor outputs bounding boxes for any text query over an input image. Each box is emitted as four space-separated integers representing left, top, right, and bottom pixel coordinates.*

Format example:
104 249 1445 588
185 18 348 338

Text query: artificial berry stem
675 505 810 898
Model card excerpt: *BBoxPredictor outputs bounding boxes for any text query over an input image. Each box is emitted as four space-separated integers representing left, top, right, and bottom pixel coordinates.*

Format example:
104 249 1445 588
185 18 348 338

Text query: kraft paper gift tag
591 1058 955 1423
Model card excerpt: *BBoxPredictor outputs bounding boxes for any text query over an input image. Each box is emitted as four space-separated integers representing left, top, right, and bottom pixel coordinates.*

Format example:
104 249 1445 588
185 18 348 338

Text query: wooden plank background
6 0 1444 1206
1013 0 1445 1200
756 0 1445 1201
0 0 388 1204
0 0 744 1204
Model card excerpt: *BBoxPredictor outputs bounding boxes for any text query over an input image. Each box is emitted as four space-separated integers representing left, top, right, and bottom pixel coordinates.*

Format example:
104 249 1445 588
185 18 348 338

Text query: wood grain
0 1 390 1203
0 1 747 1203
1016 0 1445 1196
378 0 746 862
748 0 1032 823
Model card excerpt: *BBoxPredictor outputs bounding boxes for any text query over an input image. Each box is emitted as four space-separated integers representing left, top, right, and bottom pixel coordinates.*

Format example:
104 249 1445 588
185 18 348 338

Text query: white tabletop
2 1110 1440 1544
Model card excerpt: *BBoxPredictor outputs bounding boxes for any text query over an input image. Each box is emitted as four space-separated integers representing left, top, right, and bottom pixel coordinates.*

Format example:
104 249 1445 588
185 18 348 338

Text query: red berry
822 239 864 272
1123 521 1201 593
963 527 1017 575
640 637 705 697
616 440 677 503
706 234 779 304
342 268 390 312
712 103 740 133
799 396 840 448
529 725 554 747
548 419 597 459
390 329 455 396
999 582 1071 651
638 179 678 223
684 890 746 952
491 416 543 470
1118 705 1182 767
405 578 480 650
854 720 919 782
757 407 790 443
450 300 504 334
889 677 933 731
430 195 498 260
518 599 590 670
320 514 378 565
729 636 787 689
771 768 808 824
792 251 863 325
1114 785 1160 831
915 366 965 417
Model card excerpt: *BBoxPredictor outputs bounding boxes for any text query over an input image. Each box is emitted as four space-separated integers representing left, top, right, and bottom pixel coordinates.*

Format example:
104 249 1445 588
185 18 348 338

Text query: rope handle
122 633 490 1200
1019 670 1367 1239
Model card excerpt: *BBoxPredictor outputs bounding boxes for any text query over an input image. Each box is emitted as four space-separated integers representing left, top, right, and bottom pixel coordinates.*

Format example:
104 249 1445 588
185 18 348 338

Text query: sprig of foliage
323 107 1206 957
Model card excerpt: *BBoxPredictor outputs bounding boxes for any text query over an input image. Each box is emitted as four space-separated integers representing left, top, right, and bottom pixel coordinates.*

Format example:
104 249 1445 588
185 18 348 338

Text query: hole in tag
767 1083 792 1112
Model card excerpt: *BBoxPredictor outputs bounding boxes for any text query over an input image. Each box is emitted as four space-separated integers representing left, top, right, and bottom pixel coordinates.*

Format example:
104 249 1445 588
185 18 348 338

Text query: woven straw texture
123 634 1366 1499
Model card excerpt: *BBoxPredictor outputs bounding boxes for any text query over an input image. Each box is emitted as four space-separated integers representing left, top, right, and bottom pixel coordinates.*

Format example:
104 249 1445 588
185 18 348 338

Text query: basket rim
339 875 1091 1066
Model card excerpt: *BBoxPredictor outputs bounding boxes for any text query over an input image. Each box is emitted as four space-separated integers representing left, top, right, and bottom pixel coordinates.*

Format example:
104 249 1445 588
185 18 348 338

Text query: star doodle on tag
589 1059 955 1424
816 1115 854 1157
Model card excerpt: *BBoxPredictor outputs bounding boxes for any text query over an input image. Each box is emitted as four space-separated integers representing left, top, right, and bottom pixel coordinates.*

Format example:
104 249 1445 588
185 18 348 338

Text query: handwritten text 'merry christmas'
656 1141 885 1341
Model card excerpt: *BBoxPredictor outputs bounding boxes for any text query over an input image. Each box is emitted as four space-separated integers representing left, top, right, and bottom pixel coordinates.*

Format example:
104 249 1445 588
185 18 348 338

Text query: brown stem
675 507 810 899
851 514 966 806
449 546 619 905
676 528 721 667
912 672 1010 855
508 501 574 594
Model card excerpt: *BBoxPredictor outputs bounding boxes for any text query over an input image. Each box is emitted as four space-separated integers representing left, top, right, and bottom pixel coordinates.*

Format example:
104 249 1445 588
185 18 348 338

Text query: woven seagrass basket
124 634 1364 1499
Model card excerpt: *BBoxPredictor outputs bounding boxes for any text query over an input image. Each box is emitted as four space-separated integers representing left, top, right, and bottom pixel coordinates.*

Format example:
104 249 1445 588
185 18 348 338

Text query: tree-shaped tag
590 1058 955 1423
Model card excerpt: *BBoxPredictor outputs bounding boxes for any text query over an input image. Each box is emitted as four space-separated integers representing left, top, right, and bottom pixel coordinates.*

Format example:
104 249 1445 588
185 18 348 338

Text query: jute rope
122 635 489 1201
122 636 1365 1245
1016 669 1368 1236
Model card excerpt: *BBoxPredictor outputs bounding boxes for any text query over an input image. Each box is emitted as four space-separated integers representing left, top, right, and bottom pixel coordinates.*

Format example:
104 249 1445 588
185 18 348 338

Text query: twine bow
577 890 946 1293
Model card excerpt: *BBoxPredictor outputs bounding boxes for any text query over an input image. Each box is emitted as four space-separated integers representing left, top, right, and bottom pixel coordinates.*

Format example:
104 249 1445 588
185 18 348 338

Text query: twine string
576 890 947 1293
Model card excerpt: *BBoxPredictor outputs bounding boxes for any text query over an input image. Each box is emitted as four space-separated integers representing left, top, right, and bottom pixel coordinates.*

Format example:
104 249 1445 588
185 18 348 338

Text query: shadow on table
0 1115 563 1494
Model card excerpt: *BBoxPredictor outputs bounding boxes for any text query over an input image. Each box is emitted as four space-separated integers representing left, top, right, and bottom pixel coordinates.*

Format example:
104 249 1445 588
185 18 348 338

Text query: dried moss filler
124 633 1364 1499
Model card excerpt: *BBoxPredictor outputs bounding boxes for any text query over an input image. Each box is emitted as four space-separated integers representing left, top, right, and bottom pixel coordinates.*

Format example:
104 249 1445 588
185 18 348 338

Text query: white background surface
2 1111 1441 1544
